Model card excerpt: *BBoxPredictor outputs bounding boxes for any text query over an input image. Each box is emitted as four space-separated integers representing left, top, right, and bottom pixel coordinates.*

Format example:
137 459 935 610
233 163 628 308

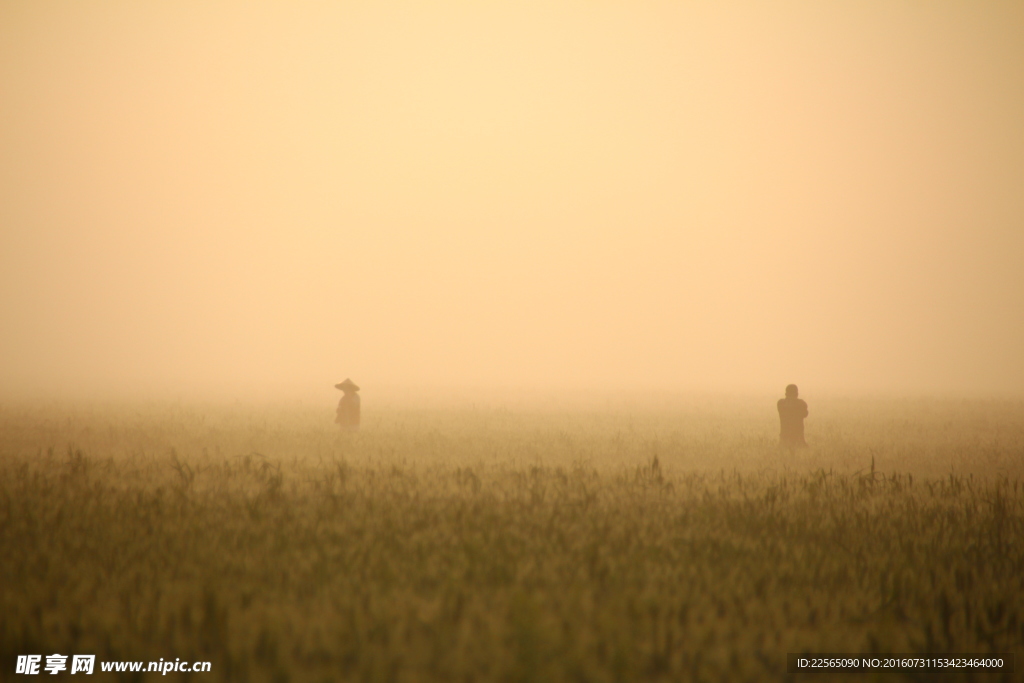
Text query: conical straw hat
335 378 360 391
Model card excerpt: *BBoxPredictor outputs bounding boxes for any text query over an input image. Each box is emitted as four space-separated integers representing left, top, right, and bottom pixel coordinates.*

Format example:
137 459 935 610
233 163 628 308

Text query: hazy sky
2 1 1022 400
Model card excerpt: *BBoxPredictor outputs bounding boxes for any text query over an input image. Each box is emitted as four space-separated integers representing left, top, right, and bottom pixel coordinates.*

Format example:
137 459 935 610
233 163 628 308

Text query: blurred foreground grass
1 398 1022 681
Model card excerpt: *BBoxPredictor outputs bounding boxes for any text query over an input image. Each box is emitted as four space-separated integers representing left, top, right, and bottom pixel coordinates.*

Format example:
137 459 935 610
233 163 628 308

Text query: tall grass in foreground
1 401 1023 681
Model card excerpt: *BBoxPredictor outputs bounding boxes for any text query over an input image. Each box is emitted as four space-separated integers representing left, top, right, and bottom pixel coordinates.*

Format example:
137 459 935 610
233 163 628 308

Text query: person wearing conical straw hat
335 378 361 430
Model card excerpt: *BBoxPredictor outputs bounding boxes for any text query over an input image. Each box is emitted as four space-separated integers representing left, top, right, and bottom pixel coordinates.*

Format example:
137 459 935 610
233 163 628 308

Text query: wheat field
1 397 1022 681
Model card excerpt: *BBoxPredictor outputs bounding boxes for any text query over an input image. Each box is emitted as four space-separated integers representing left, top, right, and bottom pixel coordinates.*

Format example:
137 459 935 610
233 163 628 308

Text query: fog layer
2 2 1022 400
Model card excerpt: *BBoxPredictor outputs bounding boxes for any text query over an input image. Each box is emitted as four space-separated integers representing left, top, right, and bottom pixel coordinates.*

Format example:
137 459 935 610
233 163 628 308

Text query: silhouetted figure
777 384 808 448
335 378 361 430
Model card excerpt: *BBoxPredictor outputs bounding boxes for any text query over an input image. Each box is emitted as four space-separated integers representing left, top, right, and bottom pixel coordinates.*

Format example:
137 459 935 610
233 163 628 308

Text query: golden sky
1 2 1022 400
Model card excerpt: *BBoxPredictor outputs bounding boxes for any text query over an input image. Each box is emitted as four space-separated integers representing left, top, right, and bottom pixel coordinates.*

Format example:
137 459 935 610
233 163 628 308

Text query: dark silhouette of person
777 384 808 448
335 378 361 430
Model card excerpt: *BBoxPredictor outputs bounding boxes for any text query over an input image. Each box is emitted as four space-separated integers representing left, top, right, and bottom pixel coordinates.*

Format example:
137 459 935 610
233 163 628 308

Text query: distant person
335 378 361 430
777 384 808 448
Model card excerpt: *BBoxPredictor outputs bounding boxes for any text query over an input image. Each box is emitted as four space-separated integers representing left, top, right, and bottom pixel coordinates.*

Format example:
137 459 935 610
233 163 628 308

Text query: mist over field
1 1 1023 401
2 2 1024 681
